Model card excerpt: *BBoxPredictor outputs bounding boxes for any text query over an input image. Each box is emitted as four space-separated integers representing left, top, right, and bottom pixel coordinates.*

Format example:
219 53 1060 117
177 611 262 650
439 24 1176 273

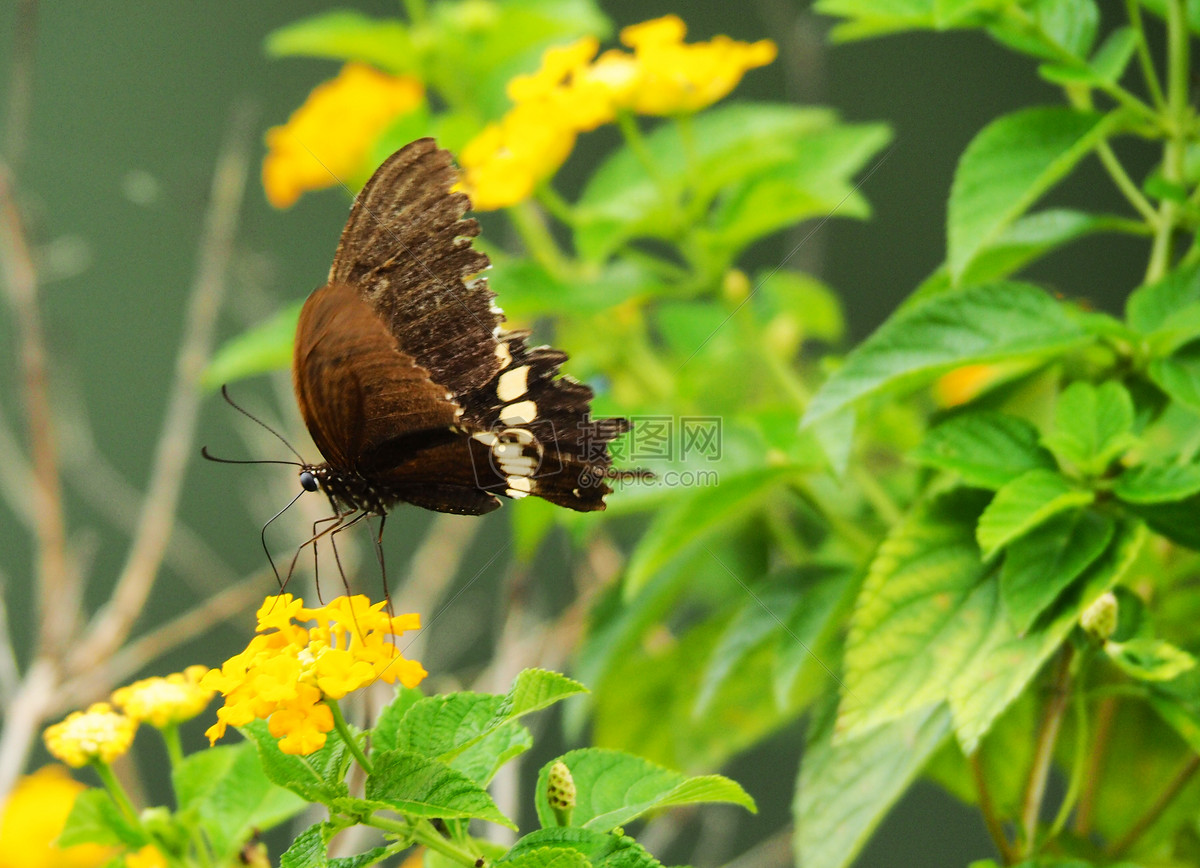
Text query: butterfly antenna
200 446 303 468
216 384 307 463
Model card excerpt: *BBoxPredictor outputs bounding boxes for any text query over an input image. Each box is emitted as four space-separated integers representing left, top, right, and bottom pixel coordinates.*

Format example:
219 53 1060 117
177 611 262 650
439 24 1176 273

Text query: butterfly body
291 139 627 520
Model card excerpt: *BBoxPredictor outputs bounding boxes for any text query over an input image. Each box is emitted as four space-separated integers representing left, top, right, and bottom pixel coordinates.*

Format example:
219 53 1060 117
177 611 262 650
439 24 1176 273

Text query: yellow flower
262 63 424 208
43 705 137 769
203 595 426 755
122 847 165 868
619 15 777 115
110 666 213 729
457 18 775 209
0 766 115 868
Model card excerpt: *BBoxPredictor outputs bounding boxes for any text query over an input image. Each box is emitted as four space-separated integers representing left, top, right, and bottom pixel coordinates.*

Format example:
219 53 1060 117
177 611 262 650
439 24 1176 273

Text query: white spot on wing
507 475 533 494
497 365 529 402
495 342 512 367
500 400 537 425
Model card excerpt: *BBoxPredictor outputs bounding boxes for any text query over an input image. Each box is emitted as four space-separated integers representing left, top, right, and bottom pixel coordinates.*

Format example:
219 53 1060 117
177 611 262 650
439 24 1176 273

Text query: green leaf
950 518 1145 751
976 469 1095 559
574 103 887 262
947 107 1109 281
815 0 993 40
756 270 846 345
986 0 1099 62
370 685 424 754
57 789 146 848
1041 380 1136 474
912 411 1056 490
1000 509 1114 635
365 750 516 828
495 848 591 868
1149 343 1200 415
839 490 992 737
958 209 1137 287
240 720 349 804
623 466 798 598
452 722 533 785
532 748 754 832
1108 639 1197 681
1114 460 1200 503
279 824 327 868
174 742 307 860
794 698 951 868
203 302 300 389
1127 262 1200 336
501 827 662 868
1039 26 1137 86
392 670 584 763
265 11 414 71
802 282 1089 427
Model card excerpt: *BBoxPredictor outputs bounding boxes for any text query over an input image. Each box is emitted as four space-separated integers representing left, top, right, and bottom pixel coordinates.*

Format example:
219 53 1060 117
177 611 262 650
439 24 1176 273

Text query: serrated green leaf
1149 343 1200 415
500 668 589 719
365 750 516 828
1108 639 1197 681
947 107 1109 281
1000 509 1114 635
976 469 1095 558
839 490 992 737
57 789 146 848
1041 380 1136 474
958 209 1137 287
950 518 1145 752
370 685 424 754
1114 461 1200 503
174 742 306 859
240 720 349 804
623 467 798 598
1127 262 1200 335
452 722 533 785
532 748 754 832
794 697 951 868
203 302 300 389
912 411 1056 489
279 824 327 868
495 848 592 868
802 282 1088 427
501 827 662 868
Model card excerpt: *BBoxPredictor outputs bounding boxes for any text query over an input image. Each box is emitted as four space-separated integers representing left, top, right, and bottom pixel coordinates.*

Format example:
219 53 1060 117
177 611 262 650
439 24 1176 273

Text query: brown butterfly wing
325 138 627 511
293 282 462 471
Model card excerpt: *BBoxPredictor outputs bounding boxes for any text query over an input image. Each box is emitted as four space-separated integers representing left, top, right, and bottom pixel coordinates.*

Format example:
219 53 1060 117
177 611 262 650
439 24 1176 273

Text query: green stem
326 699 373 775
160 722 184 767
851 465 904 528
615 110 676 207
1146 0 1191 282
1019 646 1073 858
373 815 482 865
970 751 1013 864
534 182 578 228
1126 0 1167 110
1109 754 1200 857
1046 663 1092 841
1096 141 1159 225
508 199 570 278
90 760 140 824
1074 695 1116 836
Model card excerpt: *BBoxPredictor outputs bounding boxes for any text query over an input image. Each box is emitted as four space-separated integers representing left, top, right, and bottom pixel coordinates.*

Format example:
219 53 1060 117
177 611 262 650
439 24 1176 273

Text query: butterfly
290 138 628 535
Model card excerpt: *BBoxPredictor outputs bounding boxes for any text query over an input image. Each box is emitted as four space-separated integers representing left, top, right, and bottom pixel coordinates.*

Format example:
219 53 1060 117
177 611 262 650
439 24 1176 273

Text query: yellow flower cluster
262 63 425 208
202 595 427 755
110 666 213 729
43 704 138 769
459 15 777 209
0 766 115 868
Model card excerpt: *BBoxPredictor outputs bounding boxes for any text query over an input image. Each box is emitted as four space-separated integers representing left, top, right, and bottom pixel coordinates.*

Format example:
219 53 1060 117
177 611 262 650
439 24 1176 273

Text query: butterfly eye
299 470 319 492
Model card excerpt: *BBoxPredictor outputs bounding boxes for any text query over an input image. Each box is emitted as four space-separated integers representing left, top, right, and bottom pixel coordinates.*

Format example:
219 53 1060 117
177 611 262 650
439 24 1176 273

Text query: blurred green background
0 1 1146 864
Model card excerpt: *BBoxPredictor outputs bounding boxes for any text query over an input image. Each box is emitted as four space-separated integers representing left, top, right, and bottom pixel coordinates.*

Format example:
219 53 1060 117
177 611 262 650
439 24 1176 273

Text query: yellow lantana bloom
458 16 776 210
262 63 424 208
619 15 777 116
203 595 426 755
43 705 137 769
0 766 115 868
110 666 213 729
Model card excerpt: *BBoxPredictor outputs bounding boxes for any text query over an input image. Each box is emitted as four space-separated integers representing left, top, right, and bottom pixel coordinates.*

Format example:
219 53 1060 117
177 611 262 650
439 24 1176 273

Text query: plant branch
4 0 38 168
971 751 1014 864
69 101 255 673
1019 645 1073 858
1109 753 1200 857
0 161 77 660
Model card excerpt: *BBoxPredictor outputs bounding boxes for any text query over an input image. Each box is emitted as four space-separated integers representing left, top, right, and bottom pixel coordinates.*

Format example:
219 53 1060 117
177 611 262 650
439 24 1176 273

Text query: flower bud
547 760 576 826
1081 591 1118 641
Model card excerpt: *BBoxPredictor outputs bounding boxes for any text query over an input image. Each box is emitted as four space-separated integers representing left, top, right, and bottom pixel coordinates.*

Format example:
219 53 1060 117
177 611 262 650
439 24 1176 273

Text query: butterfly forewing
295 137 628 516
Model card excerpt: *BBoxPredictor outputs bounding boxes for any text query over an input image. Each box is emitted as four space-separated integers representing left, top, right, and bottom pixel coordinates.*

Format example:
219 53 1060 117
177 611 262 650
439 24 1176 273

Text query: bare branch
69 101 256 673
